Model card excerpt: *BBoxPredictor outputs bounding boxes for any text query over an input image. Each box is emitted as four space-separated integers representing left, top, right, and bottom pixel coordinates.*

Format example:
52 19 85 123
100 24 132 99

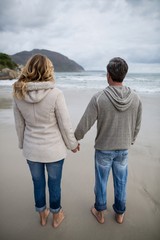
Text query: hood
24 82 55 103
104 86 134 111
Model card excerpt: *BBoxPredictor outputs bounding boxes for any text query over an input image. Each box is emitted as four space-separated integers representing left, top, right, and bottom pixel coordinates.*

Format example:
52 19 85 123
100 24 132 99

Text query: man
75 57 142 224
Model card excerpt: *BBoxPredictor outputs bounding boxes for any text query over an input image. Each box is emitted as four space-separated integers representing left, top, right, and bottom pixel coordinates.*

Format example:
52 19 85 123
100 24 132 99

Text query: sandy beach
0 87 160 240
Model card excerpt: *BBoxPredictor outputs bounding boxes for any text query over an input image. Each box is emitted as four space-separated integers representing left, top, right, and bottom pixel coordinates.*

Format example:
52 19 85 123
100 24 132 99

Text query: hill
10 49 85 72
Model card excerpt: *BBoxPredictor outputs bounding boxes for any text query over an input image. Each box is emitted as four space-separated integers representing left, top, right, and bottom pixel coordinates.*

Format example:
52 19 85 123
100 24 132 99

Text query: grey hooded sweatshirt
75 86 142 150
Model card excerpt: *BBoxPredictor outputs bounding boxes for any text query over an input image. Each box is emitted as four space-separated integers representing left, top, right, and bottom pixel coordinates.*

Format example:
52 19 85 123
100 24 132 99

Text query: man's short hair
107 57 128 82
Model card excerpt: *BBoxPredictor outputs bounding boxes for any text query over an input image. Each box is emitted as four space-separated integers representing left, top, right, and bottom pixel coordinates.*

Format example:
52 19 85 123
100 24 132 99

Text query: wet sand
0 88 160 240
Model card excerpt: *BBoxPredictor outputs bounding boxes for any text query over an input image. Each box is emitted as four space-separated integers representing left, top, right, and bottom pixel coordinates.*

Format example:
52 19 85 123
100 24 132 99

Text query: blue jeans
94 150 128 214
27 159 64 213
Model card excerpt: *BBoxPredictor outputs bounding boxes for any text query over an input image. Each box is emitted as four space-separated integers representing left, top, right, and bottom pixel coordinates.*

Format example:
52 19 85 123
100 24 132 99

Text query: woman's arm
55 91 78 150
13 100 25 149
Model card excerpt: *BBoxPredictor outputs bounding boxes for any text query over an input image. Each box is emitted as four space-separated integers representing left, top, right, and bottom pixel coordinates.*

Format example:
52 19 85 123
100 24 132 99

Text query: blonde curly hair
13 54 55 99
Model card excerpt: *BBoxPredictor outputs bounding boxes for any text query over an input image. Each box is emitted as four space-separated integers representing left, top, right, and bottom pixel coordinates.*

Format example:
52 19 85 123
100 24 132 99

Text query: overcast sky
0 0 160 70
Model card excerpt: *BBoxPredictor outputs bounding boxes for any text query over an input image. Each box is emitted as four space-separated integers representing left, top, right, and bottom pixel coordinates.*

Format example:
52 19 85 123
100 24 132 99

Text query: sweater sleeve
55 91 78 150
75 96 98 140
13 100 25 149
132 100 142 144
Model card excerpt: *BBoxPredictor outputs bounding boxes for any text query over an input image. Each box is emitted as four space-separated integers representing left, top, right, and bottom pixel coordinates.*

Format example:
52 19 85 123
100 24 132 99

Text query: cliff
10 49 85 72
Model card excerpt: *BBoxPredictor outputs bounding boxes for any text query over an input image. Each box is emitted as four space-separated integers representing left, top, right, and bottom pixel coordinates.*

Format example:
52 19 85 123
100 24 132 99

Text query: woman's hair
13 54 55 99
107 57 128 82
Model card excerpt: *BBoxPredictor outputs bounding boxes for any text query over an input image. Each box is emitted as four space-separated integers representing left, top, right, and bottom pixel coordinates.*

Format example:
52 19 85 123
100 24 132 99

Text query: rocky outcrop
0 68 19 80
11 49 85 72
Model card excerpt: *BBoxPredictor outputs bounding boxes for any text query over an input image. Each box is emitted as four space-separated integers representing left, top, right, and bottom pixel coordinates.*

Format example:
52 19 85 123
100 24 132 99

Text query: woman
13 54 79 228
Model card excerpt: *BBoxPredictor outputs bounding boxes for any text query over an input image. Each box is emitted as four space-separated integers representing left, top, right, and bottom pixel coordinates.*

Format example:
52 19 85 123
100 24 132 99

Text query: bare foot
52 209 65 228
40 209 50 226
115 213 124 224
91 207 104 224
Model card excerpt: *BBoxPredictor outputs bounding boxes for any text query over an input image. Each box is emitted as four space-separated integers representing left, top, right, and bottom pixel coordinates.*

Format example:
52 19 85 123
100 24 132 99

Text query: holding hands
72 143 80 153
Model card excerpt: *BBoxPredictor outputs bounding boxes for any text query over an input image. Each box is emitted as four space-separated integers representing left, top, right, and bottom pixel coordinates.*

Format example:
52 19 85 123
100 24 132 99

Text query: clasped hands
72 143 80 153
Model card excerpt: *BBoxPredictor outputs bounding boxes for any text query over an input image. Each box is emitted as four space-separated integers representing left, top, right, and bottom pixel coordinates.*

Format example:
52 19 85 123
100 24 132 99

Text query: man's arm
132 100 142 144
75 96 98 140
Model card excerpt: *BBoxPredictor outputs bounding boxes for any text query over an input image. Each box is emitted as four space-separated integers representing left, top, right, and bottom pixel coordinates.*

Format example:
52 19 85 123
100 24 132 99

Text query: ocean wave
0 79 17 86
0 72 160 93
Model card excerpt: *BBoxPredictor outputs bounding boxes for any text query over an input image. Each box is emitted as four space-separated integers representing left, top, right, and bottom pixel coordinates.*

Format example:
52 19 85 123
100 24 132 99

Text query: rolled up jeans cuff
113 204 126 215
94 203 107 212
50 206 61 214
36 205 46 212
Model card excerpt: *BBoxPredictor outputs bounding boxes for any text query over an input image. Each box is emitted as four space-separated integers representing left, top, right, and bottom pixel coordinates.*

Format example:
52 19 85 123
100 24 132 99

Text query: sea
0 71 160 93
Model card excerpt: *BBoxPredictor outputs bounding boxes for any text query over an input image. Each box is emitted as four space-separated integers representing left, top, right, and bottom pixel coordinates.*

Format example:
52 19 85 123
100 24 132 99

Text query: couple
13 55 142 228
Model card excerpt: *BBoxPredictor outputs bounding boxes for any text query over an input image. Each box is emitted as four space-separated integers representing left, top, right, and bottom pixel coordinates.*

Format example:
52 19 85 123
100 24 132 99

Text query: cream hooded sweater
13 82 78 162
75 86 142 150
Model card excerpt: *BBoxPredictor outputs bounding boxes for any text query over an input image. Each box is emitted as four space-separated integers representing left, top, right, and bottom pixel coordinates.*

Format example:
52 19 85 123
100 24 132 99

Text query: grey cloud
126 0 145 6
126 0 160 18
126 48 160 64
0 0 58 32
